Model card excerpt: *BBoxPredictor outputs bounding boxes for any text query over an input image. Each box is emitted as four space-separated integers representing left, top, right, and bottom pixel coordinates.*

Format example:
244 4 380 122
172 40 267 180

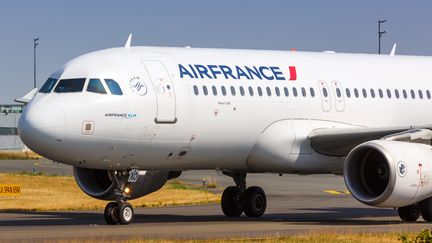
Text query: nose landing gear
104 170 137 225
104 201 134 225
221 171 267 218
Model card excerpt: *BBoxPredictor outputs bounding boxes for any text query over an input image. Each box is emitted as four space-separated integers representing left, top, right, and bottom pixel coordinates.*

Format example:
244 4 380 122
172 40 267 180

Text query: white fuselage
18 47 432 174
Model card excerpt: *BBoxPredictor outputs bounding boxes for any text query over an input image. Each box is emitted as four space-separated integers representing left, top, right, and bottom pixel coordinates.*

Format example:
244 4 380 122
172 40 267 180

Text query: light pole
33 38 39 88
378 20 387 54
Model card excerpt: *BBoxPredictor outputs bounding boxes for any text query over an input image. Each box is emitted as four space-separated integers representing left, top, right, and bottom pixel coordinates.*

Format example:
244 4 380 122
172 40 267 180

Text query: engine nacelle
73 167 181 200
344 140 432 207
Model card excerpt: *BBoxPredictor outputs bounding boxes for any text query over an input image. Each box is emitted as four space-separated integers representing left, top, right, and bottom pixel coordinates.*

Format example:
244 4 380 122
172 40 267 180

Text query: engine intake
344 140 432 207
73 167 181 200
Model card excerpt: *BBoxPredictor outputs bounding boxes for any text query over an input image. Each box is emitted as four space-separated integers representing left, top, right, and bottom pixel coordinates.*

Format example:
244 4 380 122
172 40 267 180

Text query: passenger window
87 79 107 94
203 86 208 96
419 90 423 99
310 88 315 97
336 88 341 98
322 88 328 98
370 89 375 98
354 88 359 98
193 85 199 95
387 89 391 98
427 90 431 99
212 86 217 96
293 87 298 97
275 87 280 97
221 86 227 96
345 88 351 98
403 90 407 99
378 89 383 98
394 89 400 99
249 87 254 96
230 86 236 96
362 88 367 98
39 78 58 93
104 79 123 95
258 87 263 96
284 87 289 97
54 78 86 93
240 86 245 96
266 87 272 96
410 89 415 99
301 87 306 97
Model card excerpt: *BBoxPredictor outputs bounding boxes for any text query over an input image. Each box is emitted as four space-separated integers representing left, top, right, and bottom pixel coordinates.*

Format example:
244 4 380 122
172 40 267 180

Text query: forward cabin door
141 60 177 123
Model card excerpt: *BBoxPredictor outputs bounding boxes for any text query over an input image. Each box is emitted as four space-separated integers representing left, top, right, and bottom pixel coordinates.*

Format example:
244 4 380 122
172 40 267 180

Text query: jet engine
344 140 432 208
73 167 181 200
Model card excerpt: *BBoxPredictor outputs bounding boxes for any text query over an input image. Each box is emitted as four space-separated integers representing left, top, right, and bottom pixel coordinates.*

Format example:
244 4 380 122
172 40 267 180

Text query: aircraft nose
18 102 66 157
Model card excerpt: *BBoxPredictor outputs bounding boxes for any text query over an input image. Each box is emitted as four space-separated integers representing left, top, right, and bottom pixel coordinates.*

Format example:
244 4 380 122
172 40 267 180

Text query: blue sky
1 1 432 103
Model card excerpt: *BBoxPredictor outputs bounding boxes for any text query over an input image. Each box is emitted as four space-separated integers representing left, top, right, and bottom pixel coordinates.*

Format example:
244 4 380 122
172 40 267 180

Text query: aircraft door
331 80 345 112
317 81 331 112
141 60 177 123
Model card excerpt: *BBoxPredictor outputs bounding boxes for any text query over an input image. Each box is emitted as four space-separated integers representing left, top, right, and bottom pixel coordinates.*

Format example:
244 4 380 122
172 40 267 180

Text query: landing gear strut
221 171 267 217
104 170 136 225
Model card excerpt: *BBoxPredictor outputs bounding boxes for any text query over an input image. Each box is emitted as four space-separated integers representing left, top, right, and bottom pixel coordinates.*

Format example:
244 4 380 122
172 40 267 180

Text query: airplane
16 35 432 225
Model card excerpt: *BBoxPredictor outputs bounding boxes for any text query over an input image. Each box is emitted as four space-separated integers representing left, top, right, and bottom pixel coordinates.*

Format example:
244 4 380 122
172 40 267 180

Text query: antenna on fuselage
390 43 397 57
125 33 132 49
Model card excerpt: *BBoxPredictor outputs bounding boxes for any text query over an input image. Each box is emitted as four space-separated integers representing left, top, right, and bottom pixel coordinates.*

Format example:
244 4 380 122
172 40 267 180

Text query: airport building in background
0 104 24 150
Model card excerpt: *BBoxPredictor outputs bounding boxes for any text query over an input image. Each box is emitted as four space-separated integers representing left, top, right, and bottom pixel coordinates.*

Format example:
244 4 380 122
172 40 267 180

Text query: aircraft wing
308 126 432 157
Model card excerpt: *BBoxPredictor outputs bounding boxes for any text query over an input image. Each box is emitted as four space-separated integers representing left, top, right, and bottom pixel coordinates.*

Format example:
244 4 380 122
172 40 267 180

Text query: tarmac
0 159 430 241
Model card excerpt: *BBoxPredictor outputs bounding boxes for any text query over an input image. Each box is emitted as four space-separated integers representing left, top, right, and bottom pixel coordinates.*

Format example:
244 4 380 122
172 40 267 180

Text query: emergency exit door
317 80 331 112
141 60 177 123
331 80 345 112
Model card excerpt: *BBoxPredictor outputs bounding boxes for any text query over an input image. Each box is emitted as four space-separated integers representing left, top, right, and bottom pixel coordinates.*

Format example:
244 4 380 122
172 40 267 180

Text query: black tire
243 186 266 217
420 197 432 221
398 204 420 222
104 202 119 225
118 202 134 225
221 186 243 217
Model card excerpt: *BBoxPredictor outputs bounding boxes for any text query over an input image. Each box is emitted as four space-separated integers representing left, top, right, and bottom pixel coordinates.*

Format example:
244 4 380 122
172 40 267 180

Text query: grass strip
0 151 41 160
0 173 220 211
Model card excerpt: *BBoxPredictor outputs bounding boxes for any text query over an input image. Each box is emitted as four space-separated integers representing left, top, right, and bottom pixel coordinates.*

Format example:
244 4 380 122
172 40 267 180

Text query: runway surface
0 159 430 241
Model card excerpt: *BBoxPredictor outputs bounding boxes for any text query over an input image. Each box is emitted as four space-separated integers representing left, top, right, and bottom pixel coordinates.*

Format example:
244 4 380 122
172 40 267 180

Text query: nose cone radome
18 102 66 158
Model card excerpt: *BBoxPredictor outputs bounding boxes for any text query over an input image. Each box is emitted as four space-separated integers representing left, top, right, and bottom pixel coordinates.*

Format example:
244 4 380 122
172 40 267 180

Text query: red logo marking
289 66 297 81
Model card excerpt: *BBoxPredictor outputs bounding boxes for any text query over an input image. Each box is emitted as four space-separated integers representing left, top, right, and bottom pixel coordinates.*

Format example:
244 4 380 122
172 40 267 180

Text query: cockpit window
39 78 58 93
104 79 123 95
87 79 107 94
54 78 86 93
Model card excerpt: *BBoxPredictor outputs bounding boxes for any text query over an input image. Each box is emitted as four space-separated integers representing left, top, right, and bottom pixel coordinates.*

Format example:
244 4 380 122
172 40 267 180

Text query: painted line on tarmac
33 162 61 167
324 190 350 195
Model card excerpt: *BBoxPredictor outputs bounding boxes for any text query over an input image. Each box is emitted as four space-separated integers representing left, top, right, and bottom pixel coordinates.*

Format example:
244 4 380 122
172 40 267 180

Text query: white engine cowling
73 167 181 200
344 140 432 207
